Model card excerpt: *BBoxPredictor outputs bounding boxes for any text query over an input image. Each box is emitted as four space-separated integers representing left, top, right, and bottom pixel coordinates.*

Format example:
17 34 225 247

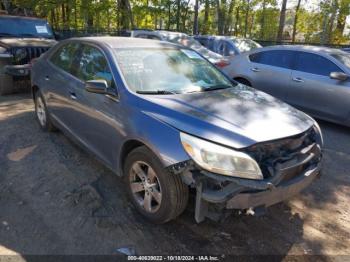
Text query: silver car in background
227 45 350 127
194 35 262 57
131 30 230 68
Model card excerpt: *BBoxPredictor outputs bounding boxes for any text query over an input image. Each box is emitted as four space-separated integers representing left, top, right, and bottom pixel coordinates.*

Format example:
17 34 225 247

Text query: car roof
69 36 183 49
0 15 47 21
260 45 348 55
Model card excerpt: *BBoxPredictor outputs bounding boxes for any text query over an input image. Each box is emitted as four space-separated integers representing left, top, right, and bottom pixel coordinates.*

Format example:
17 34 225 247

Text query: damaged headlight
180 133 263 180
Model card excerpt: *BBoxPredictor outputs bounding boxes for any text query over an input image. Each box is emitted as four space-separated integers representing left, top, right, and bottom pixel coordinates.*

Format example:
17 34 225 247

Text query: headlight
180 133 263 180
15 48 27 62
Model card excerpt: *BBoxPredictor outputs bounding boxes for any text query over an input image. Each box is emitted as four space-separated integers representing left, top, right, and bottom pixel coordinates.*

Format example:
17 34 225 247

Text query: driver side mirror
330 71 349 81
85 80 108 94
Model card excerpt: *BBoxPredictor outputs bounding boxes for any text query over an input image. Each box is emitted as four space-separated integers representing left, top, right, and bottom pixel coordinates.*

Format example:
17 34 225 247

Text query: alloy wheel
36 96 46 127
129 161 162 213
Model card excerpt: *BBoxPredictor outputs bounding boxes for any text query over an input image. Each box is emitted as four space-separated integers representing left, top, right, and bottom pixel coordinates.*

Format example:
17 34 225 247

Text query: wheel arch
233 76 252 87
119 139 146 175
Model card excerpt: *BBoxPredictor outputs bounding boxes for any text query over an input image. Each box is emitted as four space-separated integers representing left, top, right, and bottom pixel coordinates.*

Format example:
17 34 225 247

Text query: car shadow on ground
0 95 349 258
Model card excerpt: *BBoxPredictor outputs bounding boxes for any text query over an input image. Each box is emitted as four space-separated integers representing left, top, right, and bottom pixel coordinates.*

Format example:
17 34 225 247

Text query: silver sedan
225 45 350 126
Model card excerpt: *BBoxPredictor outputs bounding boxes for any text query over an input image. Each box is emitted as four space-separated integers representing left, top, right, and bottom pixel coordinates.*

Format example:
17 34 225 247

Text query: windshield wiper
201 84 232 92
136 90 177 95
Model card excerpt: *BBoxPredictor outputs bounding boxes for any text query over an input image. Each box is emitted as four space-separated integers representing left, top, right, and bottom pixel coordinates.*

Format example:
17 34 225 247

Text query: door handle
292 77 304 83
69 91 77 100
251 67 260 72
45 76 50 81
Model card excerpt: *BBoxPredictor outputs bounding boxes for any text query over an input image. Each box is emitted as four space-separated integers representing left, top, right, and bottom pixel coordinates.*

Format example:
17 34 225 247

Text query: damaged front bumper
171 128 323 223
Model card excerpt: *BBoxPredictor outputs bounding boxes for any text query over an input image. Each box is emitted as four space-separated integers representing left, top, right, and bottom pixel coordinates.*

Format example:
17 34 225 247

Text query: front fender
119 109 190 170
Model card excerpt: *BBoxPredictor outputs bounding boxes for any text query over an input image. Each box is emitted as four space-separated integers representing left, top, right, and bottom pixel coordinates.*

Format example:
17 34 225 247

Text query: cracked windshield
114 48 235 94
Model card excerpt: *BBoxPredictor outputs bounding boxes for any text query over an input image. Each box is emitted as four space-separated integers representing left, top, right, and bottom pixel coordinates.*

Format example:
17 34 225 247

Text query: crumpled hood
0 38 57 48
142 85 315 149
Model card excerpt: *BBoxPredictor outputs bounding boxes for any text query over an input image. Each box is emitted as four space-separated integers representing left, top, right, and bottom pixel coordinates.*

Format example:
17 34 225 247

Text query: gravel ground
0 94 349 259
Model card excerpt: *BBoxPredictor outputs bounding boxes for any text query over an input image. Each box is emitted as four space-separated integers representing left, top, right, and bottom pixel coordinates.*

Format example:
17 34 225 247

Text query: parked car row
132 30 350 127
131 30 231 68
194 35 262 56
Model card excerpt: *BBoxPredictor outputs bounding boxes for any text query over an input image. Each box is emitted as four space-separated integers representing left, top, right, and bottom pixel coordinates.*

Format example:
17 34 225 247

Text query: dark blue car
31 37 323 223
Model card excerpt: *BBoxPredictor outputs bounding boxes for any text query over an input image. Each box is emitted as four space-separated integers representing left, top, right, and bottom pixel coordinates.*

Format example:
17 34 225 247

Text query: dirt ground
0 94 349 259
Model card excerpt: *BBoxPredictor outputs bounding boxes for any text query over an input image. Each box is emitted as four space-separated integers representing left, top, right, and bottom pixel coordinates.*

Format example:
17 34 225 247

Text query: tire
124 146 189 224
235 78 252 87
34 90 56 132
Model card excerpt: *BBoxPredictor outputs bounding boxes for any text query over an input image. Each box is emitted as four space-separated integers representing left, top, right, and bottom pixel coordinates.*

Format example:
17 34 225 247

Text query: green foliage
4 0 350 44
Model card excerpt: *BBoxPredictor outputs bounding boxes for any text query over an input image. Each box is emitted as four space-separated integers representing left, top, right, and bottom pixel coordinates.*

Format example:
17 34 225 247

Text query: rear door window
249 50 294 69
295 52 343 76
50 43 80 74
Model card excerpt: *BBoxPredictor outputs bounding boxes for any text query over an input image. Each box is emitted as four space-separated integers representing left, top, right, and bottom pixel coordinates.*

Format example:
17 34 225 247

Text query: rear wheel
124 146 188 223
34 90 56 132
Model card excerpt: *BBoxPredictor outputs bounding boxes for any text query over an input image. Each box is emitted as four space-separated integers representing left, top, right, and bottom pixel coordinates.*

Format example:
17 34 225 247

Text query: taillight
215 60 230 68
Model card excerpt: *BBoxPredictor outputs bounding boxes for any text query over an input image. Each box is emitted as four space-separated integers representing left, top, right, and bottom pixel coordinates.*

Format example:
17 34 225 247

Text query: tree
276 0 287 42
216 0 227 35
202 0 210 33
176 0 181 30
334 0 350 43
1 0 11 13
5 0 350 44
224 0 235 34
193 0 199 34
292 0 302 43
259 0 267 39
117 0 134 30
327 0 338 43
234 5 240 35
244 0 251 37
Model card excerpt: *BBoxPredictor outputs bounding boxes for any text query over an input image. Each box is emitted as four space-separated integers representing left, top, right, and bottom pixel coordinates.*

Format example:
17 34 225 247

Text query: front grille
246 127 318 179
10 46 50 65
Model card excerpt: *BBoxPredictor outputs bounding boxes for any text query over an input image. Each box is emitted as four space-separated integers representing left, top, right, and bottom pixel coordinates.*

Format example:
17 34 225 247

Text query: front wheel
124 146 189 224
